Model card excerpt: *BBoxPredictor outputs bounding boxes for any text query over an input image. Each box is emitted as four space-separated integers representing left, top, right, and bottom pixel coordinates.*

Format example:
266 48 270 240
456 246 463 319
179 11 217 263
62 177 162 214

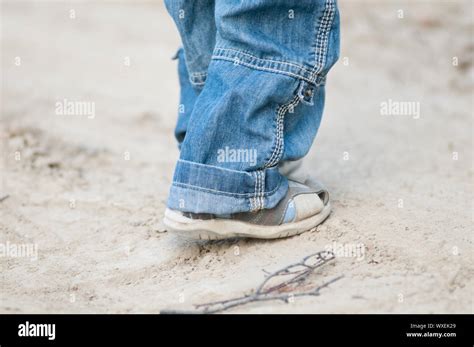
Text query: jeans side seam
249 169 270 211
264 94 301 169
310 0 337 82
250 171 258 211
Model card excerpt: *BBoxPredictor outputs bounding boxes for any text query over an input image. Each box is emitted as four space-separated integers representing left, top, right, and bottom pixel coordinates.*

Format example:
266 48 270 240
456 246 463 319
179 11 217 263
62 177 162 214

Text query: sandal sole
163 202 331 240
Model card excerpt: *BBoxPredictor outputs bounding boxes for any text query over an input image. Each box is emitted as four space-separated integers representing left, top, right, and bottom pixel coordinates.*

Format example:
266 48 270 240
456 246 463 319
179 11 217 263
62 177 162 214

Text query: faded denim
165 0 340 214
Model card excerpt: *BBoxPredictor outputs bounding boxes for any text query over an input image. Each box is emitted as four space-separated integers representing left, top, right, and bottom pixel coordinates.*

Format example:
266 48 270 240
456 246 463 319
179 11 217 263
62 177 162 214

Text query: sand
1 0 472 313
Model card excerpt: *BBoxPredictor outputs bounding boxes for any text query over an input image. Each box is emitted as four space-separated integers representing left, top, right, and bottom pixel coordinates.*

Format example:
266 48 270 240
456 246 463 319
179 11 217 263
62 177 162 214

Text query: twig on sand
161 250 342 314
0 194 9 203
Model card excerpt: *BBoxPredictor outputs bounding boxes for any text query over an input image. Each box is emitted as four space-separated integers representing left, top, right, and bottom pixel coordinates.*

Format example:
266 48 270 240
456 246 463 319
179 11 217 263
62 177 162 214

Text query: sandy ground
1 1 472 313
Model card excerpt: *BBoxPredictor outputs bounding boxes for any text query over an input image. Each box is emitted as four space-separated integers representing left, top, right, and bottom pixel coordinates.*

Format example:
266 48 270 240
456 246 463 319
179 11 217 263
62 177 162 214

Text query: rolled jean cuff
167 159 288 214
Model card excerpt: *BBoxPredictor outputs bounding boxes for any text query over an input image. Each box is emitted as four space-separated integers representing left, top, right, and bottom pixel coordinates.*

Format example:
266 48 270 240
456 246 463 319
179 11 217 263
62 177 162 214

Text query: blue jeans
165 0 340 215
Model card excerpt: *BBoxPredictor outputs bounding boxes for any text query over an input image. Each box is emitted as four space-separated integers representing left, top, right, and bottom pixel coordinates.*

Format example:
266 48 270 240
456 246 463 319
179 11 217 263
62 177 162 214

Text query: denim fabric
165 0 340 214
173 48 200 146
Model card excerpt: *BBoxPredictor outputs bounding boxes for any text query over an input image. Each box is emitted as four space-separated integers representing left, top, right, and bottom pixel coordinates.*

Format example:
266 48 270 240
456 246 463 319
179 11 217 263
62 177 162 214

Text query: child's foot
163 180 330 240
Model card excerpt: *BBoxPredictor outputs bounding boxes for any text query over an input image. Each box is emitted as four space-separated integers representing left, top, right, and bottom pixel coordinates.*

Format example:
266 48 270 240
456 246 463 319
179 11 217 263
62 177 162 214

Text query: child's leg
166 0 340 217
165 0 217 147
173 48 200 147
